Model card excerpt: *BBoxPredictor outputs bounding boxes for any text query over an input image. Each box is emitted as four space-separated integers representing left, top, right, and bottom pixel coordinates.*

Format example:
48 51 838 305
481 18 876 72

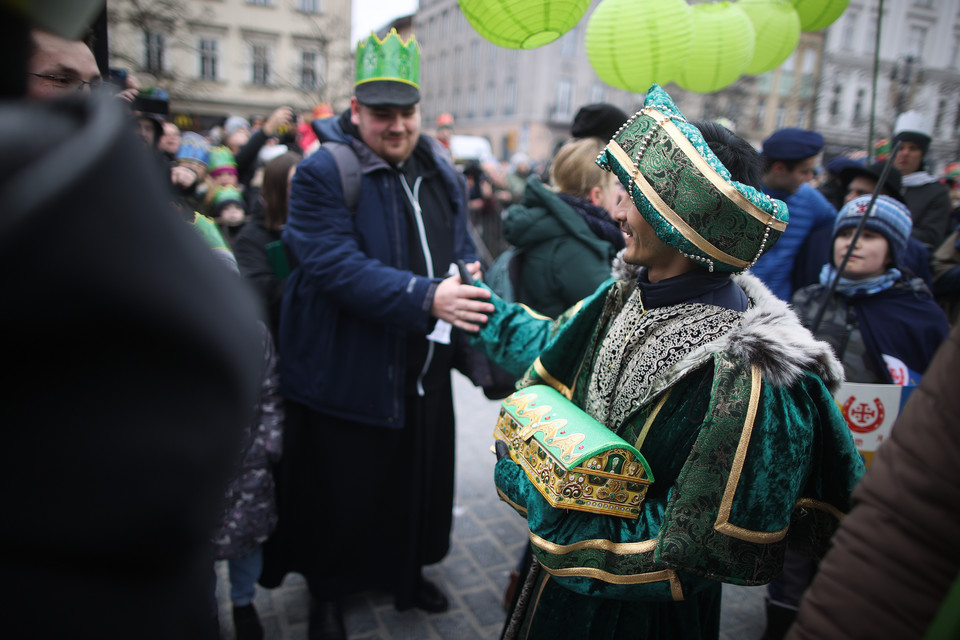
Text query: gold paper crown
355 28 421 89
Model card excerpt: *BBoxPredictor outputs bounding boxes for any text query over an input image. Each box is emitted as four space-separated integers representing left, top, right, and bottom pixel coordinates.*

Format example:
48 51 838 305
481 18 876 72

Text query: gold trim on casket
494 385 654 519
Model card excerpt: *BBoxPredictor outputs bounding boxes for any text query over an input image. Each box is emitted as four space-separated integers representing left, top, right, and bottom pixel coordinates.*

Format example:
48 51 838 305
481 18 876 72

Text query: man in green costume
461 85 864 639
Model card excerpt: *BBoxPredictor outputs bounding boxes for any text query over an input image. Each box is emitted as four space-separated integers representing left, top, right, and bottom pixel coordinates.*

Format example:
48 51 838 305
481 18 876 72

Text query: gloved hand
494 439 510 461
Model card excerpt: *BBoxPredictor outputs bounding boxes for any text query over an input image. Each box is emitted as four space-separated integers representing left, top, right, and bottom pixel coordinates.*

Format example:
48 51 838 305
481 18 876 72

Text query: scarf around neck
819 263 902 297
557 192 625 251
901 170 940 187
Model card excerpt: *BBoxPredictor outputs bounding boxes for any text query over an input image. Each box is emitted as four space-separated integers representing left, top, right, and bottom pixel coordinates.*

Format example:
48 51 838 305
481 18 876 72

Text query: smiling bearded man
465 84 864 639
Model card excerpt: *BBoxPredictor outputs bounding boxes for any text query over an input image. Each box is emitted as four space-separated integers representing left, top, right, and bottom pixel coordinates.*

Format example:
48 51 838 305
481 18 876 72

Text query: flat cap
761 128 824 160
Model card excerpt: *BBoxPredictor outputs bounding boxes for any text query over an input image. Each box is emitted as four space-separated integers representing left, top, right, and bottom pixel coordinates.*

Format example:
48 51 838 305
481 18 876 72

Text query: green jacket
503 177 618 318
475 262 863 639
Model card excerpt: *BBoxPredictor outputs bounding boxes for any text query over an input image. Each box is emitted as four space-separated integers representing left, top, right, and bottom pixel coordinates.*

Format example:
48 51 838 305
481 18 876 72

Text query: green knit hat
596 84 789 273
212 185 244 215
208 146 238 178
354 28 420 107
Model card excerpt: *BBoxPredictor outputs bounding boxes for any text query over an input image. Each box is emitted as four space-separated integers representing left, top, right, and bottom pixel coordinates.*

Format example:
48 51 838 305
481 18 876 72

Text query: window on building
441 10 449 36
775 102 787 129
298 0 319 13
795 105 808 128
912 0 934 7
437 90 446 115
555 78 572 118
935 98 947 133
841 13 857 51
503 78 516 115
951 35 960 69
906 26 927 59
471 40 480 68
144 31 165 74
830 84 842 118
488 42 497 66
455 46 463 70
199 38 218 81
452 88 460 119
853 88 865 125
251 44 271 85
300 50 322 90
467 86 477 118
753 99 766 129
248 0 272 6
590 82 605 103
484 81 496 117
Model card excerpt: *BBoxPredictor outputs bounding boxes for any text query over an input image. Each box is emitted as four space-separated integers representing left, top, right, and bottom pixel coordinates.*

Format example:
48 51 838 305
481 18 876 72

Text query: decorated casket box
494 385 653 519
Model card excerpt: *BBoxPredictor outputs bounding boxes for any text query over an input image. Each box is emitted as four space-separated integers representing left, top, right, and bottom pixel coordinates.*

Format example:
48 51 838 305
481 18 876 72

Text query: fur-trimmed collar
610 252 844 392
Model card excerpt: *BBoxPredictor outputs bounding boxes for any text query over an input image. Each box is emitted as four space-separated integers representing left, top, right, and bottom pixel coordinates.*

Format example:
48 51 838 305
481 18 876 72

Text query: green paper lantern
459 0 591 49
790 0 849 31
675 2 755 94
739 0 801 74
585 0 694 93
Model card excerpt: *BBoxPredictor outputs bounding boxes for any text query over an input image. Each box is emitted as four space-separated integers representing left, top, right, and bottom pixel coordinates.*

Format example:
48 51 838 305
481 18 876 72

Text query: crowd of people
5 2 960 640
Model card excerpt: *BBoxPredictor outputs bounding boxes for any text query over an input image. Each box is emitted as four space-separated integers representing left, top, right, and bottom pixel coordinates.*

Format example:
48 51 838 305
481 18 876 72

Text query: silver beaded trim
747 194 779 268
682 251 715 273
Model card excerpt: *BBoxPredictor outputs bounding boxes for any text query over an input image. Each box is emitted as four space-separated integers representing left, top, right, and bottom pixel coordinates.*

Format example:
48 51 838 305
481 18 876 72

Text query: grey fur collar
609 251 844 392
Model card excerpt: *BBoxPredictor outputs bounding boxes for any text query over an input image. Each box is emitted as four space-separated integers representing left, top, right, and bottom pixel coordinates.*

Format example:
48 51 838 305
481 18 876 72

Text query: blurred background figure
499 136 623 318
750 128 837 301
2 2 262 637
158 121 181 163
234 150 302 339
892 111 953 250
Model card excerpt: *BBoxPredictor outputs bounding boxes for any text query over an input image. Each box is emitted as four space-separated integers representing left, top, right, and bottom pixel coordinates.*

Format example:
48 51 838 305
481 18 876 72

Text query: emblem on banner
842 396 886 433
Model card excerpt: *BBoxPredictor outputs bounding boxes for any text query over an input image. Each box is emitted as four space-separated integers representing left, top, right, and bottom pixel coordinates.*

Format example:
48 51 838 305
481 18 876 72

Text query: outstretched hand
431 262 494 333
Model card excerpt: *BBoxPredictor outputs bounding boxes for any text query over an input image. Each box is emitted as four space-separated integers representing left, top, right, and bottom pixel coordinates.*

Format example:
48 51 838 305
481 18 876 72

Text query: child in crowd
208 145 240 188
212 185 247 245
211 319 283 640
791 194 948 384
171 131 211 219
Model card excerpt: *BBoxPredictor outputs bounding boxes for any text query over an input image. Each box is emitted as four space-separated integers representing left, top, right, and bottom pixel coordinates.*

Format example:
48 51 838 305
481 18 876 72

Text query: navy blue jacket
279 115 476 427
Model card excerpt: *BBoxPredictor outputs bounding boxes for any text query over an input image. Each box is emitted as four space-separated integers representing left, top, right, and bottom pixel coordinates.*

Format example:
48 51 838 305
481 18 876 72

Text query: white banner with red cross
834 382 916 469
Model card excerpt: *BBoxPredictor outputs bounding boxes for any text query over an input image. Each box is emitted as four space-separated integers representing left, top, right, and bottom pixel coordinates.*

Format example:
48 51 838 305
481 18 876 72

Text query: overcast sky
351 0 419 45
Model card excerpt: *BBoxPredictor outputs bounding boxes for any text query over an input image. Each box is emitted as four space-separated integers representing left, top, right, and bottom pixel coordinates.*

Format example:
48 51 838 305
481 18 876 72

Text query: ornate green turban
596 84 788 273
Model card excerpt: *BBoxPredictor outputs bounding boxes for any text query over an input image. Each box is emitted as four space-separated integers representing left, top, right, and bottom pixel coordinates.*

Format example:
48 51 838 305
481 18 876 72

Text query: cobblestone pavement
216 372 766 639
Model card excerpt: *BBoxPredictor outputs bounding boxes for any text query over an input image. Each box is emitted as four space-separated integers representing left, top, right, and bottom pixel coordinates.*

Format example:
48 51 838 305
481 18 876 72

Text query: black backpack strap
320 141 361 212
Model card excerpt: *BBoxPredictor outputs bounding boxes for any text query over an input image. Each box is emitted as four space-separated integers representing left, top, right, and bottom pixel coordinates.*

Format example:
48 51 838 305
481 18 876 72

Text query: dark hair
762 155 802 174
261 151 302 230
693 121 764 190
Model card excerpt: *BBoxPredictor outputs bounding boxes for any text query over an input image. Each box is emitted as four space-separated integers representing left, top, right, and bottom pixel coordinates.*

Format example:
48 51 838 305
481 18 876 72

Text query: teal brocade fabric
477 278 863 638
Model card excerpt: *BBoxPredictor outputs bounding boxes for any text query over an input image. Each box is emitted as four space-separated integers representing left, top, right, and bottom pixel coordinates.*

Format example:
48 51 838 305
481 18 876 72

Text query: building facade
411 0 832 162
414 0 645 163
107 0 353 132
815 0 960 171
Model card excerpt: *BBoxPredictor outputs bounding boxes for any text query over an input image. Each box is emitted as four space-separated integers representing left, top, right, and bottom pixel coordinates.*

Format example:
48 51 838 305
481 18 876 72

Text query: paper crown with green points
354 28 421 107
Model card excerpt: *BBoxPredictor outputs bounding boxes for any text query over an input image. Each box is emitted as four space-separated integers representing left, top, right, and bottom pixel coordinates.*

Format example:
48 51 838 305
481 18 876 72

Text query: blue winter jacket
278 115 476 427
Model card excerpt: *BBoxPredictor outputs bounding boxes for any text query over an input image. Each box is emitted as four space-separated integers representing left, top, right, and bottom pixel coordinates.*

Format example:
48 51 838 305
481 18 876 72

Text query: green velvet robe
474 270 864 640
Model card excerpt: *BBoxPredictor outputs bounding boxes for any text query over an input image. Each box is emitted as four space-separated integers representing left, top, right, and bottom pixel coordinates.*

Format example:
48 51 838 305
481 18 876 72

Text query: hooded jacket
279 112 477 427
503 176 619 318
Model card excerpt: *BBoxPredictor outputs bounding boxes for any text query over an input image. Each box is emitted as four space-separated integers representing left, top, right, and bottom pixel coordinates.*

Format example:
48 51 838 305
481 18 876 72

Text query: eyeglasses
27 72 103 92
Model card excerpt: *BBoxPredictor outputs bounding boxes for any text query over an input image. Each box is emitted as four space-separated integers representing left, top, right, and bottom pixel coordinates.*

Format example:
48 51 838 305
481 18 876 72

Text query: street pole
867 0 884 164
